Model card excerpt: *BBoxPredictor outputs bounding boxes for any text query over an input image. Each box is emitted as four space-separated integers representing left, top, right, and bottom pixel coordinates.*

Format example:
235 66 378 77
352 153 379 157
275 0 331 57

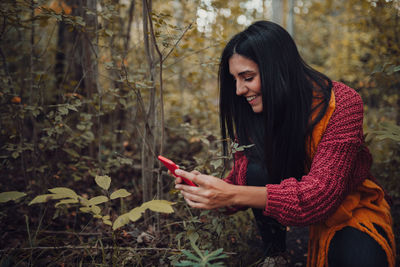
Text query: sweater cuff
263 182 295 224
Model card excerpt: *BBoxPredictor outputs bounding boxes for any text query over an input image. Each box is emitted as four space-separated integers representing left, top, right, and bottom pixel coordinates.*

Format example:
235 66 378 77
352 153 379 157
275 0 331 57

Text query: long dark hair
219 21 332 182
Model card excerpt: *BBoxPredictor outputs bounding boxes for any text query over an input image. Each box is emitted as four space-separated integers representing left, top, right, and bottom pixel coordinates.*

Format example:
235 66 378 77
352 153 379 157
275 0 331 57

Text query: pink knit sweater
224 81 375 226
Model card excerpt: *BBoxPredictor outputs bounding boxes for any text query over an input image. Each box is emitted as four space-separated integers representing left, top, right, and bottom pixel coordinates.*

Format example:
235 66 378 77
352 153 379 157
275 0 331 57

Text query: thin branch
162 23 193 63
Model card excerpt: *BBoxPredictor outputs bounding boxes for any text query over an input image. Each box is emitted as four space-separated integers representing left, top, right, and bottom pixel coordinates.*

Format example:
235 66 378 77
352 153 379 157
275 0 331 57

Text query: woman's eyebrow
238 70 256 76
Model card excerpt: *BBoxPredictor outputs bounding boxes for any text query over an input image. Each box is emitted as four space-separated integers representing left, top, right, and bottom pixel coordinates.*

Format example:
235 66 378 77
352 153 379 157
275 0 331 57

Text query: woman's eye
244 77 254 81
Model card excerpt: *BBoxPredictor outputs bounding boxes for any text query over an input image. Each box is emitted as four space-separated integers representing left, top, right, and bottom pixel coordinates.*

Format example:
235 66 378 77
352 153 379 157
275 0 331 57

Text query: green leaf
77 124 86 131
66 104 78 112
188 232 199 244
181 250 202 262
63 148 80 158
110 189 131 199
174 260 199 266
48 187 78 199
95 175 111 190
210 159 222 170
207 248 228 260
88 196 108 205
128 206 145 222
58 106 69 115
113 213 130 230
0 191 26 203
55 198 79 207
141 200 175 214
29 194 54 205
393 65 400 72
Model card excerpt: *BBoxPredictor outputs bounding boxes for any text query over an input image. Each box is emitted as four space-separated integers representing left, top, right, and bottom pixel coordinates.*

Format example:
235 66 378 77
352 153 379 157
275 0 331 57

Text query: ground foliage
0 0 399 266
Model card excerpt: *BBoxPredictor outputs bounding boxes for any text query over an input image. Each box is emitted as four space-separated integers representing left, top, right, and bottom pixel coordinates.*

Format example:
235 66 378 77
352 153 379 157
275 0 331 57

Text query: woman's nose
236 81 247 95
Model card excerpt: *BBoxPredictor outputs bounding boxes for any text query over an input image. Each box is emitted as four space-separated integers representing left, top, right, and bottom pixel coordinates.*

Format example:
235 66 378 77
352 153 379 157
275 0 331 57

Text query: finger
181 190 208 204
184 197 209 209
174 177 183 184
175 169 197 181
190 170 201 175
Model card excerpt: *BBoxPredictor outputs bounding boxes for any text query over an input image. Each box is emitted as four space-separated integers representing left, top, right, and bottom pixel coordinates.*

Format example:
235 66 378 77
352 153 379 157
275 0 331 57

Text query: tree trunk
81 0 100 161
141 0 156 205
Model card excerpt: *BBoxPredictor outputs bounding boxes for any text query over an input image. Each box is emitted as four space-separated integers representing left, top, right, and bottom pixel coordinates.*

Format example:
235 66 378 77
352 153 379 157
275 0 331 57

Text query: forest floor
1 171 399 266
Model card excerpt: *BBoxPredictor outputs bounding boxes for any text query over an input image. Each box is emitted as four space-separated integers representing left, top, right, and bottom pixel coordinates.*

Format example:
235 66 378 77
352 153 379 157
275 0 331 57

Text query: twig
162 23 193 63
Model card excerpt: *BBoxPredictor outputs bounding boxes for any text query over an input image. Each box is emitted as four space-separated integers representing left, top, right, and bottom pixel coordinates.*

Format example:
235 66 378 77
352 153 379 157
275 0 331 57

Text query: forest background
0 0 399 266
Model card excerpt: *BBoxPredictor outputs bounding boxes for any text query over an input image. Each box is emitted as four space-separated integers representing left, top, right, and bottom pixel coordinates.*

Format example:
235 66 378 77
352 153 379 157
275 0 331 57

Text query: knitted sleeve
263 84 365 226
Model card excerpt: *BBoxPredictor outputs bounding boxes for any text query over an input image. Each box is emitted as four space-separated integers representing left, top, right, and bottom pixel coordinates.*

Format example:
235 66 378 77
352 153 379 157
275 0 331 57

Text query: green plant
366 121 400 144
28 175 175 230
174 239 228 267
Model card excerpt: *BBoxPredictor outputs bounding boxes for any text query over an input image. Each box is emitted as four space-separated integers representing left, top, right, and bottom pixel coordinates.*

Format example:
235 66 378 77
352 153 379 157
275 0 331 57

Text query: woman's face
228 54 263 113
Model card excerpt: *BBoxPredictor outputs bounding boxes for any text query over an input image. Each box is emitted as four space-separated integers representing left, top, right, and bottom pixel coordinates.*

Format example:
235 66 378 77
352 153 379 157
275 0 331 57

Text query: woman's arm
264 84 366 226
174 169 267 209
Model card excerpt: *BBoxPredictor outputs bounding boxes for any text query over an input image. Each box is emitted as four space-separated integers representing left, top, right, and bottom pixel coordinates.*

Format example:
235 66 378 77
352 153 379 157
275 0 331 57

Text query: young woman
174 21 395 267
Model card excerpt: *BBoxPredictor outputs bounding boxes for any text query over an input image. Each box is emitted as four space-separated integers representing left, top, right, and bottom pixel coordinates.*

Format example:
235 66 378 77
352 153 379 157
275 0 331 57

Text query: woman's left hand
174 169 235 209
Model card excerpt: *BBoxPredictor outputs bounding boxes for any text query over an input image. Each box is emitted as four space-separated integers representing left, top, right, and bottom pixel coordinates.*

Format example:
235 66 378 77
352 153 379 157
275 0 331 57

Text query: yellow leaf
91 205 101 215
95 175 111 190
0 191 26 203
80 207 91 213
113 213 130 230
79 197 90 206
88 196 108 205
142 200 175 214
48 187 78 199
103 219 112 226
128 207 145 222
110 189 131 200
55 198 79 207
29 194 54 205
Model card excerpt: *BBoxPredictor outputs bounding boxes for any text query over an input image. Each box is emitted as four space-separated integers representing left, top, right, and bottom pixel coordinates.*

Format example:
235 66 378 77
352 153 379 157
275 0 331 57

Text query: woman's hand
174 169 236 209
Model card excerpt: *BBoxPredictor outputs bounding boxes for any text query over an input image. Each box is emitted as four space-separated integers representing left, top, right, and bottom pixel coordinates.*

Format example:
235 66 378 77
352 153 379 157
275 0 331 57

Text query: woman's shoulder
332 81 363 113
331 81 363 109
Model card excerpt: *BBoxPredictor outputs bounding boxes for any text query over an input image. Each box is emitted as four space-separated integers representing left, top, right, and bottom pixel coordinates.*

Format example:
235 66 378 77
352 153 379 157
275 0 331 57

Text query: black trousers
328 224 389 267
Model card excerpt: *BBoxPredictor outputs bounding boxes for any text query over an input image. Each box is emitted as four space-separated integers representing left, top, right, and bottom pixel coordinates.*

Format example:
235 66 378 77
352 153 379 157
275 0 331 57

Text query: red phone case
158 155 197 186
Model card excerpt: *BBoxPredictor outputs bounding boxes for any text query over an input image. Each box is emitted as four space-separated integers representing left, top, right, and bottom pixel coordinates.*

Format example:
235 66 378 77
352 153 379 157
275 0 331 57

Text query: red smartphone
158 155 197 186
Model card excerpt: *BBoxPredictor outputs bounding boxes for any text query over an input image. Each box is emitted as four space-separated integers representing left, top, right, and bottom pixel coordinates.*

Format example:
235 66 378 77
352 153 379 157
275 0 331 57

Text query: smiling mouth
246 95 258 102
